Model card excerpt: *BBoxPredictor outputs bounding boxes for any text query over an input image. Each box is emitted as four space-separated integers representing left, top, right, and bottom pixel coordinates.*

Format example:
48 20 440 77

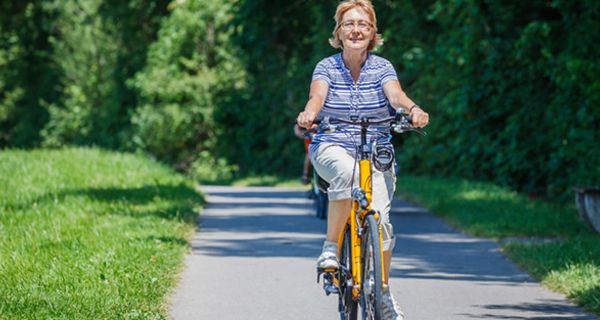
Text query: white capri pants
310 143 397 251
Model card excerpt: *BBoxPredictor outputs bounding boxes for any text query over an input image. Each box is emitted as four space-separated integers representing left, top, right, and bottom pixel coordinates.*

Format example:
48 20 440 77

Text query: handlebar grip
394 112 413 125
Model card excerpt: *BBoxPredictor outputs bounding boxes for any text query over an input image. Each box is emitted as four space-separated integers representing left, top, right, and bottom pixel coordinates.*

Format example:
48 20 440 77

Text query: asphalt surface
169 185 597 320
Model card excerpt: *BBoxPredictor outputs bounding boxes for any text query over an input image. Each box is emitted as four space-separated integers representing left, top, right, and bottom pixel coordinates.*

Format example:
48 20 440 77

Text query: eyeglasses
339 20 373 32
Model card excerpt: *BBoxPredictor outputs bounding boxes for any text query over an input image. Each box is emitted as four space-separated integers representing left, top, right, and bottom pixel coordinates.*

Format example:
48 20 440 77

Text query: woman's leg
311 144 358 268
371 166 404 318
384 250 392 284
371 166 397 284
325 199 352 243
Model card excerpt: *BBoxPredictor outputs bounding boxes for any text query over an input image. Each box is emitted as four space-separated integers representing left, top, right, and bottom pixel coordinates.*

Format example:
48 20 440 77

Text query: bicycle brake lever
392 124 427 136
411 127 427 136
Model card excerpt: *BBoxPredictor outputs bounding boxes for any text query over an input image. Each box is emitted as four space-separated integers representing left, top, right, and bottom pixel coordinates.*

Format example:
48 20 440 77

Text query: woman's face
338 8 374 51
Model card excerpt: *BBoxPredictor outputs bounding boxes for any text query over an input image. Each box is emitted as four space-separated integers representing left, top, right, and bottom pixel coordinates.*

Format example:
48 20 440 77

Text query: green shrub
190 151 239 183
388 0 600 201
129 0 243 166
0 2 56 147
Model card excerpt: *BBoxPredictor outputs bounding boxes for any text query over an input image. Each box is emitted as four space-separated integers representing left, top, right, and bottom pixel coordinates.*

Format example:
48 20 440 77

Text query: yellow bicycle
315 113 423 320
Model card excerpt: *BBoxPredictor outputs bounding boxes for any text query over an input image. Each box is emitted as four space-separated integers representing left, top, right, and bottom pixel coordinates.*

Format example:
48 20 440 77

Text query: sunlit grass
396 175 600 315
231 175 305 188
396 175 587 238
504 237 600 314
0 148 203 319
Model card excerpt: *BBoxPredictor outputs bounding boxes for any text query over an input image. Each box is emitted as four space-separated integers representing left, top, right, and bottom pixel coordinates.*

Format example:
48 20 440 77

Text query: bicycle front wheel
360 214 383 319
339 225 358 320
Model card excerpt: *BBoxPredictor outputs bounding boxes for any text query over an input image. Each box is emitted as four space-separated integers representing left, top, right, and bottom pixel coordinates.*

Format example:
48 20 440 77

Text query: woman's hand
410 107 429 128
296 111 317 129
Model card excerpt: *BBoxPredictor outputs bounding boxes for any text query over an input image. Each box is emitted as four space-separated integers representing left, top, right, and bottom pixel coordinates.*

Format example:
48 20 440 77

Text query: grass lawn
197 173 305 188
231 175 304 187
396 175 600 315
0 148 203 319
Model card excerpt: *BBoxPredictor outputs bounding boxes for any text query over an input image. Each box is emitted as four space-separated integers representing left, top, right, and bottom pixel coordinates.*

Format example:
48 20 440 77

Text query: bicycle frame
313 113 425 319
340 122 386 301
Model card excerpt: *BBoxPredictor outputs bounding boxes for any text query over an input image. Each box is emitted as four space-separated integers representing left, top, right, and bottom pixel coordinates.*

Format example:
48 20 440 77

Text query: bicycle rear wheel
313 173 329 219
338 225 358 320
360 214 383 319
316 191 328 219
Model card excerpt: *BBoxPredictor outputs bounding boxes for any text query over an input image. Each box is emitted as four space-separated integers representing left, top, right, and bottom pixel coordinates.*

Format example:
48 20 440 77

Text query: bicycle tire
360 214 384 319
339 225 358 320
312 184 323 219
313 173 329 219
313 189 325 219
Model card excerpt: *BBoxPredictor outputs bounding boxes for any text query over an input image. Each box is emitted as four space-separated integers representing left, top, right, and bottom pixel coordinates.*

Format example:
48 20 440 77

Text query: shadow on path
199 189 526 283
184 186 597 320
387 203 530 284
458 299 594 319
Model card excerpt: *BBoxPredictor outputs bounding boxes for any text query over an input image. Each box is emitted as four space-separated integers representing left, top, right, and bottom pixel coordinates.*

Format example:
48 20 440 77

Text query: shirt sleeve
380 60 398 85
312 60 332 85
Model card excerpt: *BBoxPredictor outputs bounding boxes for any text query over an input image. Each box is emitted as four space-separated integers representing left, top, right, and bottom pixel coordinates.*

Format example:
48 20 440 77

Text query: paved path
169 186 597 320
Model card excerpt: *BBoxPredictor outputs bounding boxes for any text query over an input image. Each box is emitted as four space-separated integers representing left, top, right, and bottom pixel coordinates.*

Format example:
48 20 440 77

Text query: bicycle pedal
324 284 339 295
320 272 339 295
317 268 331 282
317 267 337 274
317 267 336 282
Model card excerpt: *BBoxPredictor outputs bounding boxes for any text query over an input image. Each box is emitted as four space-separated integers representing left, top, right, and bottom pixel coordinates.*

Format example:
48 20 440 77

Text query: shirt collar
336 52 371 82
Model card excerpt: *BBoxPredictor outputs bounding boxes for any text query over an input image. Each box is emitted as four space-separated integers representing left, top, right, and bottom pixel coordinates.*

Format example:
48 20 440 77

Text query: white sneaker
317 241 338 269
382 286 405 320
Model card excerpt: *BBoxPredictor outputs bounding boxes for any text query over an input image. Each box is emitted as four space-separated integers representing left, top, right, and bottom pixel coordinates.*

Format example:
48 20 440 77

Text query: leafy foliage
0 0 598 199
392 0 600 200
41 0 169 148
213 0 338 176
218 0 600 200
130 0 244 167
0 2 57 147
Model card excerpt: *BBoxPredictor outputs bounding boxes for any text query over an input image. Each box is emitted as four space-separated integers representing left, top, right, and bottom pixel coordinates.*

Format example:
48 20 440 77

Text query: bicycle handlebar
312 115 397 126
310 113 426 136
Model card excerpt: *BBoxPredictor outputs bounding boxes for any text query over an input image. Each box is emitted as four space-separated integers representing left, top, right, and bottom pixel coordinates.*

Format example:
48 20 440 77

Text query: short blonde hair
328 0 384 51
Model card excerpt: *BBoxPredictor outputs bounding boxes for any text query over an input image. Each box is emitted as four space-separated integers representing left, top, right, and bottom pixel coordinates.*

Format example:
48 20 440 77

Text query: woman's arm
383 80 415 112
297 79 329 129
383 80 429 128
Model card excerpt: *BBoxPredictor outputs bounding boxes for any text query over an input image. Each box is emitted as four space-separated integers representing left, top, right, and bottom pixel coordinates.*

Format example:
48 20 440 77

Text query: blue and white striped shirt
309 53 398 156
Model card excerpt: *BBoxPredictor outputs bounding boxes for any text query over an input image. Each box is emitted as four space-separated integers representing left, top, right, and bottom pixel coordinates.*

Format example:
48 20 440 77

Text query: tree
130 0 244 169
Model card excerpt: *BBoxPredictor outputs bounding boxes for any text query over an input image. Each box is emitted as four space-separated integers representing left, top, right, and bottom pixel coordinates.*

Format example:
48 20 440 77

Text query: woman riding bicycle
296 1 429 318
